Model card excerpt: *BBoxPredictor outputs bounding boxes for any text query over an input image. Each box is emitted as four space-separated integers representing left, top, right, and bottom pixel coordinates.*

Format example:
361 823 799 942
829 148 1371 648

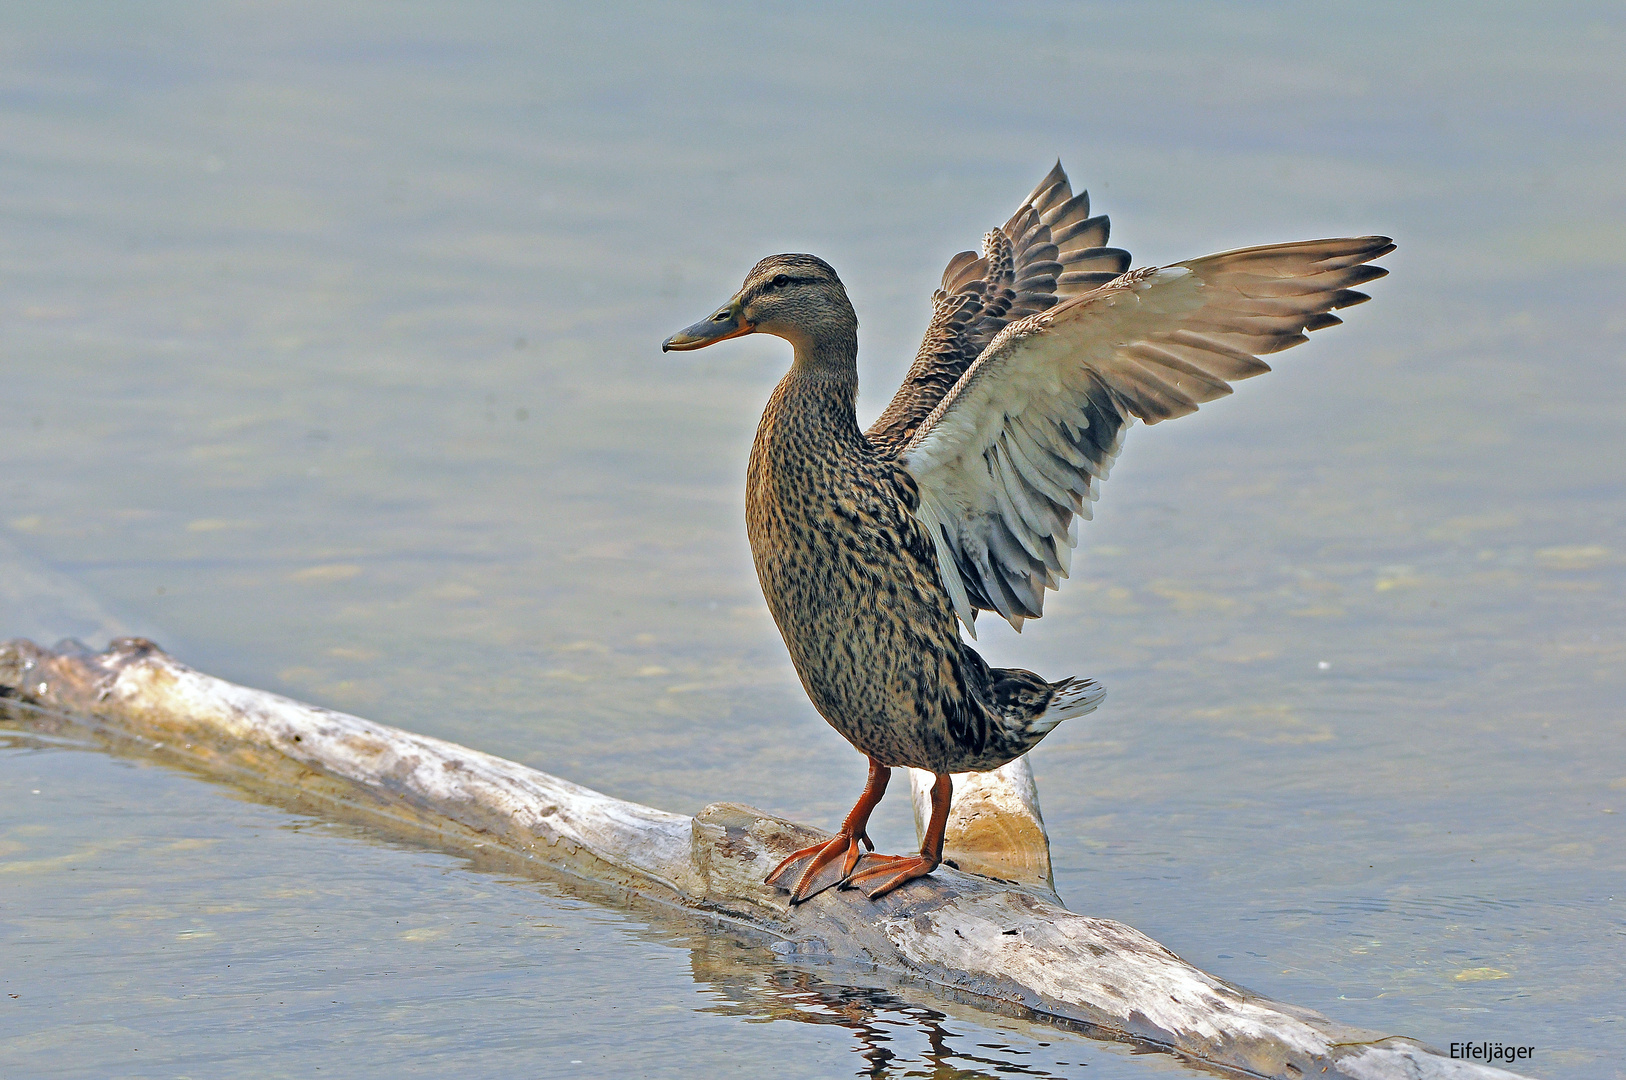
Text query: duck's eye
771 274 790 289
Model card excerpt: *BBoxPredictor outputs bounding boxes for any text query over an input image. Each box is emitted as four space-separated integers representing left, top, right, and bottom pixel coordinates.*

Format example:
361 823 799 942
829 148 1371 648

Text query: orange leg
765 757 889 903
841 771 951 899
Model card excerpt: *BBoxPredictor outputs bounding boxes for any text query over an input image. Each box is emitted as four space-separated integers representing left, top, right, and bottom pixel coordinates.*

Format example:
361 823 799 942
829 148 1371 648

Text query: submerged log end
2 635 165 708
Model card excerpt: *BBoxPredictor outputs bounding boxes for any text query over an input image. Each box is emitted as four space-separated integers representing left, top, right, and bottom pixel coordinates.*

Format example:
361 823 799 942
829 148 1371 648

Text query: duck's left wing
900 235 1394 635
867 162 1130 455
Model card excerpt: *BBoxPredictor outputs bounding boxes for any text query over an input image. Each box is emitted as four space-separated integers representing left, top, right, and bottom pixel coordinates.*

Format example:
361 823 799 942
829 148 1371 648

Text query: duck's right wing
867 161 1130 455
898 236 1394 635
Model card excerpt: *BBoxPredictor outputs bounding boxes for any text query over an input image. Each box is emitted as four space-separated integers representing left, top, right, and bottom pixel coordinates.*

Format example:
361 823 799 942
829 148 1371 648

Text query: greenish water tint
3 3 1623 1077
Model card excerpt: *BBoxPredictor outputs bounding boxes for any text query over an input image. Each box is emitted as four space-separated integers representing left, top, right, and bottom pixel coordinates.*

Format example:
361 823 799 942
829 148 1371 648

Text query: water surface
3 4 1623 1077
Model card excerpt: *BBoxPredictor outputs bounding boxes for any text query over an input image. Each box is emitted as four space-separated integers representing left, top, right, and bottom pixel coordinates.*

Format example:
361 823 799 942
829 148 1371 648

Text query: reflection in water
690 942 1085 1080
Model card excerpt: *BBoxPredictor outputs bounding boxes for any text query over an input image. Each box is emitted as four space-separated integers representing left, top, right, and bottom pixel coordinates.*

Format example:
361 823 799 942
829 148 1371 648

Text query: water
3 3 1623 1077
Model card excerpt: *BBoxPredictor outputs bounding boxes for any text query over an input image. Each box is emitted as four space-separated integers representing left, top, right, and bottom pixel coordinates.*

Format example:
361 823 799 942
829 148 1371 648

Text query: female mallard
664 162 1391 902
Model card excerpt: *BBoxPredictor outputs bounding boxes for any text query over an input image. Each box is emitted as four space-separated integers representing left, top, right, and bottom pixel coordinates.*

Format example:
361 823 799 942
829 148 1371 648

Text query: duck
663 162 1391 902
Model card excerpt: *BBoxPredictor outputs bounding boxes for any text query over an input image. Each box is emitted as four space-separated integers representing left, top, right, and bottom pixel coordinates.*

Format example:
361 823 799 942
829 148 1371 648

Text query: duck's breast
746 403 969 767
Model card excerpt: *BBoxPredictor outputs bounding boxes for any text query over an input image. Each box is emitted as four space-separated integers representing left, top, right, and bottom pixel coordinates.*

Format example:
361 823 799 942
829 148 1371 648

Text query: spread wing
899 235 1395 635
867 161 1131 454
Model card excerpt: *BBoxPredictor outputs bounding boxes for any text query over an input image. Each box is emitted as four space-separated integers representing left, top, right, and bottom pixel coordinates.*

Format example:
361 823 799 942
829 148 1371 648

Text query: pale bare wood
908 760 1055 894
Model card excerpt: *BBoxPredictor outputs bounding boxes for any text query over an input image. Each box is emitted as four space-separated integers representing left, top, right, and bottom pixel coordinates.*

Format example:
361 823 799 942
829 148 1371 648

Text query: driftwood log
0 636 1531 1080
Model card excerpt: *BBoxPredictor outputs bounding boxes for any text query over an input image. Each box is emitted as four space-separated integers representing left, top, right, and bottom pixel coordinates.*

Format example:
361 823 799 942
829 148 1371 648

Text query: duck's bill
661 305 755 352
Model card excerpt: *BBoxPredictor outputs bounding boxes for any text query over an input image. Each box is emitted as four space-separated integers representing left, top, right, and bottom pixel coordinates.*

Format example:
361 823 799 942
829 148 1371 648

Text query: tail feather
960 643 1106 767
1029 676 1106 735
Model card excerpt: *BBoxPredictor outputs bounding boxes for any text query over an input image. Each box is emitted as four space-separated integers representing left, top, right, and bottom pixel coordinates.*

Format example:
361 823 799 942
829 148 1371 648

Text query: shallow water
3 3 1623 1078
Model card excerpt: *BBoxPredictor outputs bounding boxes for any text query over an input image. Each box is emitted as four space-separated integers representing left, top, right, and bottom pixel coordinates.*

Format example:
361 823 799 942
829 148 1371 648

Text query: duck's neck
781 331 861 440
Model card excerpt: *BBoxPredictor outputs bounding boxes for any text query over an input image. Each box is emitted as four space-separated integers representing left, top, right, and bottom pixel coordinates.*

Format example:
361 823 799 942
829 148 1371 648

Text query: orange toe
765 832 866 903
840 852 938 899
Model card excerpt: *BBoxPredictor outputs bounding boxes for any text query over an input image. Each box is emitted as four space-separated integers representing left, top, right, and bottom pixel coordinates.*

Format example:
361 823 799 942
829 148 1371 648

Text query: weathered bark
0 637 1532 1080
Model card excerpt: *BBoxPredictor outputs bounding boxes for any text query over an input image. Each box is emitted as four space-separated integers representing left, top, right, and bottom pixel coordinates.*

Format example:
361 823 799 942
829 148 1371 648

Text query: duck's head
662 253 856 357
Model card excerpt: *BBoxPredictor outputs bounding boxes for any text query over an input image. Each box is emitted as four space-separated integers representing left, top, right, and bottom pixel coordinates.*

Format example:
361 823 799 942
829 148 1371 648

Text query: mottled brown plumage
741 265 1071 776
662 163 1392 901
675 253 1089 782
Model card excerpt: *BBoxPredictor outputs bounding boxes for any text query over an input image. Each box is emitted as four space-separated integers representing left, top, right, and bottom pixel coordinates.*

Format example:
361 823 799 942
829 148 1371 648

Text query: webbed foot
840 851 939 899
765 830 873 903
